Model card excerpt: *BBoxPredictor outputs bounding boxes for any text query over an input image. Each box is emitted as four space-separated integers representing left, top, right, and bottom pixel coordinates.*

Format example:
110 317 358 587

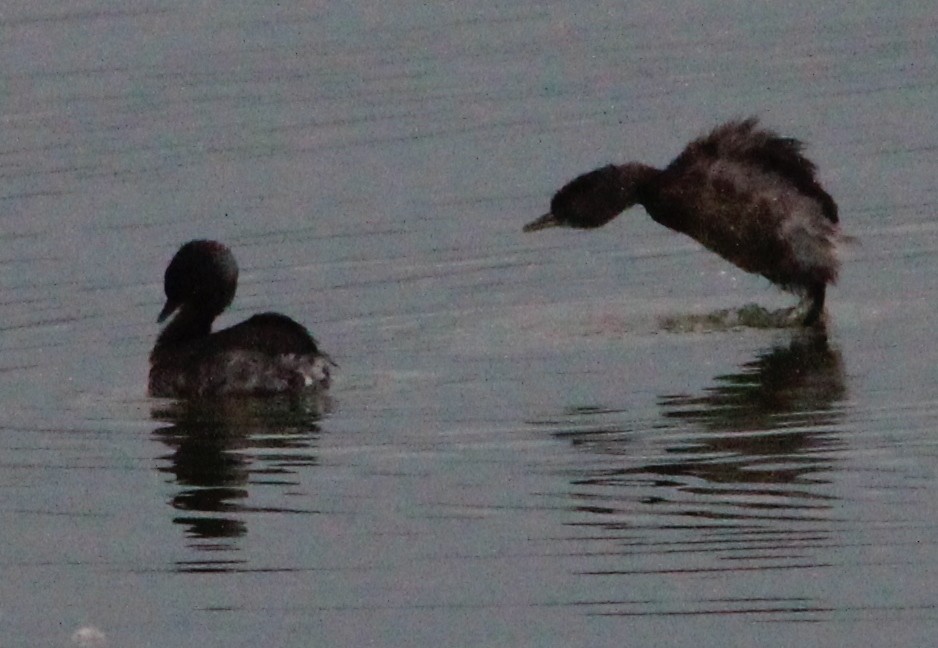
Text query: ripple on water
537 332 848 619
658 303 813 332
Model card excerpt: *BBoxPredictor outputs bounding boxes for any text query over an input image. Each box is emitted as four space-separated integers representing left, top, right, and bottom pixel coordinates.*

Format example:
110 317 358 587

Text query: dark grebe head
157 240 239 323
523 163 655 232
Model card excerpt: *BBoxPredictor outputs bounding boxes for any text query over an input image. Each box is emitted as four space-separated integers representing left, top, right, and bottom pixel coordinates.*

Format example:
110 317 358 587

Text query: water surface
1 2 938 646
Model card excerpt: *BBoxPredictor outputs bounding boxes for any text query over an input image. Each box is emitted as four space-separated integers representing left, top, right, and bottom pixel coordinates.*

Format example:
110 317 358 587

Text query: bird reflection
152 394 328 567
653 331 846 486
550 333 849 617
554 331 847 531
662 331 845 428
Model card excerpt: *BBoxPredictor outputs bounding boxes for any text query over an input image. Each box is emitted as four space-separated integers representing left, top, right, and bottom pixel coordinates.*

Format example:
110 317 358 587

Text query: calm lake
2 2 937 646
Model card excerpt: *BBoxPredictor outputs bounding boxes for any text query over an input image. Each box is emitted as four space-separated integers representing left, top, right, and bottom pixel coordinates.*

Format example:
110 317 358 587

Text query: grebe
523 118 841 326
148 240 333 397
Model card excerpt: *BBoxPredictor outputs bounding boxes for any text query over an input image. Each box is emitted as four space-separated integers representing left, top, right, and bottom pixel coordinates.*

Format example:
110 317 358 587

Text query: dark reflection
555 331 846 489
152 393 329 570
549 332 849 618
661 331 846 430
652 330 847 487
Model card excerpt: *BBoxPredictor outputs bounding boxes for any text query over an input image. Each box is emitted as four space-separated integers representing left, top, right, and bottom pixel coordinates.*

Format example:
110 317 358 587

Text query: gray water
2 2 937 646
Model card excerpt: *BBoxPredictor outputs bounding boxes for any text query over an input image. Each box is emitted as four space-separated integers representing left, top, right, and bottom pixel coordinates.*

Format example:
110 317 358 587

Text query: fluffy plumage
524 118 842 325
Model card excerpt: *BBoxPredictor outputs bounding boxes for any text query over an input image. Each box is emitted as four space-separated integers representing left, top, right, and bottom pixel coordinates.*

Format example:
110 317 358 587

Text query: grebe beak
523 212 562 232
157 299 180 323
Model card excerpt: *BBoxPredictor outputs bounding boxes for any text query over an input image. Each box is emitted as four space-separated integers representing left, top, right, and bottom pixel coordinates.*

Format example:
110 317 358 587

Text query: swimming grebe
523 118 842 326
148 240 334 397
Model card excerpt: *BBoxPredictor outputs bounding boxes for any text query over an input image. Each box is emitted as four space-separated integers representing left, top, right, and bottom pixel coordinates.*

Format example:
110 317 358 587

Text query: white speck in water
71 626 108 648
